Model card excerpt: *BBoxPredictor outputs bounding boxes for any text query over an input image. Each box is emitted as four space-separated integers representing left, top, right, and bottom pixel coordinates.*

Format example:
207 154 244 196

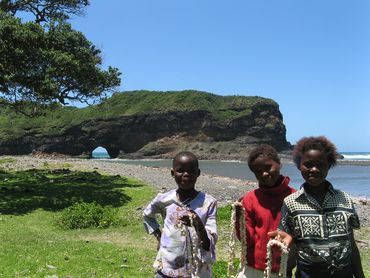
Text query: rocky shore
1 155 369 226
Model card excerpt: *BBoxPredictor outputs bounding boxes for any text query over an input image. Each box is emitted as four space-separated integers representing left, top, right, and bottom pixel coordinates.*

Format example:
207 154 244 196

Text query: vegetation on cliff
0 90 277 140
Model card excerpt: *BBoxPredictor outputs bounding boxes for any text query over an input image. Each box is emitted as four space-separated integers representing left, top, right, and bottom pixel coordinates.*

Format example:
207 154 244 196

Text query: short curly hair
293 136 338 169
248 144 280 170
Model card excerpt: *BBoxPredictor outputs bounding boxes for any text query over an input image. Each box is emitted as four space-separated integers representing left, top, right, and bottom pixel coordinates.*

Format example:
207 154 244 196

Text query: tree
0 0 89 23
0 1 121 116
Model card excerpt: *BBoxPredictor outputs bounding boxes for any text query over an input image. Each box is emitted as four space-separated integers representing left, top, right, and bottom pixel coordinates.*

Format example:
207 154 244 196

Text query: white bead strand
174 212 202 278
264 238 289 278
227 201 248 278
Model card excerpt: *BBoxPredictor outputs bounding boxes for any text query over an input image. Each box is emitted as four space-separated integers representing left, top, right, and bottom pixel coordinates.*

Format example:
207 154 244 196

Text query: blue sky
71 0 370 151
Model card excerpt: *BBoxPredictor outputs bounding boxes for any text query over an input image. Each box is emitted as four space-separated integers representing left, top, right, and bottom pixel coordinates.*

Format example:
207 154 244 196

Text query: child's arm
350 232 365 278
198 200 218 263
243 195 255 245
194 216 211 251
347 198 364 278
235 195 255 244
143 194 163 239
272 201 294 246
153 229 162 251
234 201 243 240
286 242 296 278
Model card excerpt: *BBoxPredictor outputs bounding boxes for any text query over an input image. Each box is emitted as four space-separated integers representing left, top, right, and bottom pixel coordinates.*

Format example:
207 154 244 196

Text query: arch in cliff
91 146 111 159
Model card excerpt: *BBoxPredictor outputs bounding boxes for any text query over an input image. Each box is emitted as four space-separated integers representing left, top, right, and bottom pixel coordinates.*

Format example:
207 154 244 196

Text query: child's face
171 155 200 190
250 156 281 188
300 149 329 187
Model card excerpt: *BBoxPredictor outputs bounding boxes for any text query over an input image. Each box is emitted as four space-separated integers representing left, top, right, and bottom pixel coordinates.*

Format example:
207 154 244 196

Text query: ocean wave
341 153 370 160
219 160 242 163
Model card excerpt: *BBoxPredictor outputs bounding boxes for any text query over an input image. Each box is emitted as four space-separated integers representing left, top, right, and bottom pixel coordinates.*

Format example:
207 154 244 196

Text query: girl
235 144 296 277
270 136 365 278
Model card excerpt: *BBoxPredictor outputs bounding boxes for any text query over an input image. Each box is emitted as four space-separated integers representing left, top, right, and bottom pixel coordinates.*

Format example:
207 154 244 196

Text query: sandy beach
1 155 369 227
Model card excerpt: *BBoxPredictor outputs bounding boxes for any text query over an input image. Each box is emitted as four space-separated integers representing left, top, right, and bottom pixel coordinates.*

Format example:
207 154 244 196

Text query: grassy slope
0 90 276 140
0 164 368 277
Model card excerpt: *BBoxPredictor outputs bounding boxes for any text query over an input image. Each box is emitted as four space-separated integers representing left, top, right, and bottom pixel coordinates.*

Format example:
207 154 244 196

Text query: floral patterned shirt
279 182 360 271
143 189 217 277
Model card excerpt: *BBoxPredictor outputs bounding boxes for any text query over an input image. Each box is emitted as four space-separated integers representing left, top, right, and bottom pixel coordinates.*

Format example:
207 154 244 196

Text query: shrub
58 202 119 229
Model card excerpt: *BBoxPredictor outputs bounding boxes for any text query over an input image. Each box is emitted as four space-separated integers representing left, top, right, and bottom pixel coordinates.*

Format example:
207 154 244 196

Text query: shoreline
280 156 370 167
94 155 370 167
1 155 369 226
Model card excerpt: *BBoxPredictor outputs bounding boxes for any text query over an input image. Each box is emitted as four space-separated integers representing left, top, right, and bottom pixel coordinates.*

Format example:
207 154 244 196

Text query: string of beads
175 212 201 278
264 238 289 278
227 201 290 278
227 201 247 278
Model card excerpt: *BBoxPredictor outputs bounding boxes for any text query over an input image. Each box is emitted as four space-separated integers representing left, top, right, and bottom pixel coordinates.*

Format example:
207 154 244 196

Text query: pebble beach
2 155 369 227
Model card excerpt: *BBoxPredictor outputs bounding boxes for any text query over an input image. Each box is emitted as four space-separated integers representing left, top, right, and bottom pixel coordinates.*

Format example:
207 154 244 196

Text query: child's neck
176 188 198 202
305 182 328 206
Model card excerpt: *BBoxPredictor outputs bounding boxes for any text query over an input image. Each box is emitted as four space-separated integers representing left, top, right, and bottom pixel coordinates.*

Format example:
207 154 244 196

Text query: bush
58 202 119 229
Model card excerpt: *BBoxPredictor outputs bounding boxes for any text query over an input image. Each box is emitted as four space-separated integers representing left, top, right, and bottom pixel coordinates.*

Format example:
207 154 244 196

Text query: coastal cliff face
0 91 291 159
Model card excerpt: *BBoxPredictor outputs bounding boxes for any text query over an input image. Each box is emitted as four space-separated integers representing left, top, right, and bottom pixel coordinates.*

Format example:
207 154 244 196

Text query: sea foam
341 152 370 161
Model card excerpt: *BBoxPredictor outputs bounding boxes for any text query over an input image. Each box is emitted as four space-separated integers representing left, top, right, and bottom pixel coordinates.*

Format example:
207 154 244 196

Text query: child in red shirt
236 144 296 277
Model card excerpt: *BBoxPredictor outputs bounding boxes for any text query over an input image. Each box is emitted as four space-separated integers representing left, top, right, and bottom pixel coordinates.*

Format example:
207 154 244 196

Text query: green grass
0 169 157 277
0 169 368 277
0 157 16 165
354 227 370 278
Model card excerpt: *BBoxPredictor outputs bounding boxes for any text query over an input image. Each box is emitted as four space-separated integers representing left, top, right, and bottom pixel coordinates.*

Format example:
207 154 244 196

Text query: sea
92 151 370 199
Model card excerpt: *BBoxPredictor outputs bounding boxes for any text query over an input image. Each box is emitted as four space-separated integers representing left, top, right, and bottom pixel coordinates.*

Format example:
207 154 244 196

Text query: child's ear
171 169 175 177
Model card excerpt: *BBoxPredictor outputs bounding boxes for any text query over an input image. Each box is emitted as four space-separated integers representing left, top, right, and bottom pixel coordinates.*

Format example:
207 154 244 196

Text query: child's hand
178 210 205 232
178 209 212 251
267 230 293 247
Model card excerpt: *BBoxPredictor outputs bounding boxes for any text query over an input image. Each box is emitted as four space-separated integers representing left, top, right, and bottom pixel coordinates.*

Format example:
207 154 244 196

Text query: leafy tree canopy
0 1 121 116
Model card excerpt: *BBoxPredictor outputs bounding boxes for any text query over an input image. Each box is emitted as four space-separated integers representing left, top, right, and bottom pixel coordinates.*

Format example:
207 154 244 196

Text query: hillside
0 90 291 159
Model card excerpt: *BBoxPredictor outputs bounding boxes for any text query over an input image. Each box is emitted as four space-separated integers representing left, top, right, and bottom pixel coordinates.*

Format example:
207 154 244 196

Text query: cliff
0 90 291 159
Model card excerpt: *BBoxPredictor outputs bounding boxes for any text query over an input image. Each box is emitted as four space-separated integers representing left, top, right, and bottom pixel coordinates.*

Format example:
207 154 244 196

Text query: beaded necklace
227 201 247 278
228 201 289 278
174 197 202 278
264 237 289 278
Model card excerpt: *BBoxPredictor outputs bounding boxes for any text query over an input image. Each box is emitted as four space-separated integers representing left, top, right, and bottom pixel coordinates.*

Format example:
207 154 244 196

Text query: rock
0 92 291 160
46 264 57 269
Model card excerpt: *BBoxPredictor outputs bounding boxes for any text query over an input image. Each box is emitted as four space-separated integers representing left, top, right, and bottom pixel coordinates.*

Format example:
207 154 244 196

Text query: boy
236 144 296 277
270 136 365 278
143 151 217 278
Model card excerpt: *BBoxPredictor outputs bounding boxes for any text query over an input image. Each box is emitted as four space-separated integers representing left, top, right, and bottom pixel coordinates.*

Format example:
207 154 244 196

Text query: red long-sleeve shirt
238 176 295 273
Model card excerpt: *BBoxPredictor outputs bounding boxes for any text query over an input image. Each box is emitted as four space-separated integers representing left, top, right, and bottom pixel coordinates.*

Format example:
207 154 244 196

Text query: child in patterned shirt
269 136 365 278
143 151 217 278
